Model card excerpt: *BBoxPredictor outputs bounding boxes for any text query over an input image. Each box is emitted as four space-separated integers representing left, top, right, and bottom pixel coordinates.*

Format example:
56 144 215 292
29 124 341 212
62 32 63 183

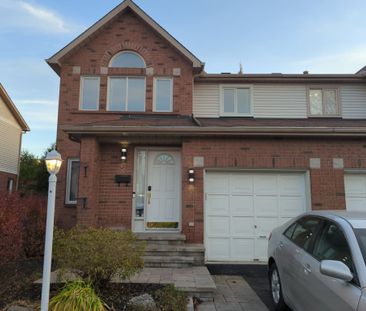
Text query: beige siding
253 84 307 118
193 83 366 119
193 83 220 117
0 98 22 175
341 85 366 119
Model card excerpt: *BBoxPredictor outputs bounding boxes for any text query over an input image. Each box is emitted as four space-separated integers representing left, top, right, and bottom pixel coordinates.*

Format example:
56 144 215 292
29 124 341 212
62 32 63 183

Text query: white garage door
345 173 366 211
205 171 307 262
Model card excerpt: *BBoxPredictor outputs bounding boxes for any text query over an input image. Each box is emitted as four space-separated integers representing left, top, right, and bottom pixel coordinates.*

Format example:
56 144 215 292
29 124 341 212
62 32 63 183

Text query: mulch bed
0 258 164 311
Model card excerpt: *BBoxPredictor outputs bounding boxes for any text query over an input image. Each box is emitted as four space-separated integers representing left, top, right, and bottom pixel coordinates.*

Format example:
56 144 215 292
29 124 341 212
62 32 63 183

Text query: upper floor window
109 51 145 68
154 78 173 112
221 85 252 116
79 76 100 110
107 77 145 111
309 88 340 117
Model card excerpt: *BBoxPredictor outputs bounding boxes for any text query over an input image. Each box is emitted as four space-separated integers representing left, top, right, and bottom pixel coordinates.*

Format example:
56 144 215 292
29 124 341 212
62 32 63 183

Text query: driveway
206 264 274 311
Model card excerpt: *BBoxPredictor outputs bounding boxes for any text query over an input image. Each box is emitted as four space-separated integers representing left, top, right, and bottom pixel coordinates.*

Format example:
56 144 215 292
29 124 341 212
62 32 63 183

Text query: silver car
268 211 366 311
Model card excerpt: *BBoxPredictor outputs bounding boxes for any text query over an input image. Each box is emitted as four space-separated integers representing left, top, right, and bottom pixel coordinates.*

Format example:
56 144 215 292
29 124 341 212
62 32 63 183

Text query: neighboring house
47 0 366 263
0 84 30 193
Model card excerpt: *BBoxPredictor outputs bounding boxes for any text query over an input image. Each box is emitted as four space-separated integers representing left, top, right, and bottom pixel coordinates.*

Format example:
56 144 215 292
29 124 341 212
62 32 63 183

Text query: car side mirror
320 260 353 282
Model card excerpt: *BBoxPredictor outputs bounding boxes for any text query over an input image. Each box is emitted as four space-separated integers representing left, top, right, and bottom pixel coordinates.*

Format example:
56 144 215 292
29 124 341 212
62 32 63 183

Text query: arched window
109 51 145 68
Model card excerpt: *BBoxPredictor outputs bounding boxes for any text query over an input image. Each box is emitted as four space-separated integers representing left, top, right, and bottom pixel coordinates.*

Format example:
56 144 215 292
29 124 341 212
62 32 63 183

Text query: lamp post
41 149 62 311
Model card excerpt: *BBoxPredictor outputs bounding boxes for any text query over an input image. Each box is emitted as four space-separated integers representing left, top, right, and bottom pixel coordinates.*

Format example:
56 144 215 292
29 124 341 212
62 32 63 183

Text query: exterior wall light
121 147 127 161
188 169 195 183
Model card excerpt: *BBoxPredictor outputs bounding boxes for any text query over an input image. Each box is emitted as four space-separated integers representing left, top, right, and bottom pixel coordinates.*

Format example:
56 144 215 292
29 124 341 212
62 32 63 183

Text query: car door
298 221 362 311
276 216 323 309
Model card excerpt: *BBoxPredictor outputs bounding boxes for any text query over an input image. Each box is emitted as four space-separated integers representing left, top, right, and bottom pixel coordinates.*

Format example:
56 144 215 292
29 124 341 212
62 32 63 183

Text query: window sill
219 115 254 118
72 111 181 115
308 116 343 119
64 203 77 208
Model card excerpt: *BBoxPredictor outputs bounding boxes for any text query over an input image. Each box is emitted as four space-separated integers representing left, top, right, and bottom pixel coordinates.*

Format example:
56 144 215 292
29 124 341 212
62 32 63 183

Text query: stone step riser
145 252 204 265
142 240 186 246
143 262 192 268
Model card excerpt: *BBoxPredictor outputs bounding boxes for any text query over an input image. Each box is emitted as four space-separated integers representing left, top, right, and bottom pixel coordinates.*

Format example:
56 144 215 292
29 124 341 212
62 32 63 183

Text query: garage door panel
206 195 229 215
230 174 253 194
254 196 278 216
231 238 254 261
279 197 305 217
254 175 277 195
206 173 229 193
346 198 366 212
255 239 269 262
279 175 304 195
230 195 253 215
345 175 366 196
206 238 230 260
207 216 230 236
256 217 278 238
231 217 254 237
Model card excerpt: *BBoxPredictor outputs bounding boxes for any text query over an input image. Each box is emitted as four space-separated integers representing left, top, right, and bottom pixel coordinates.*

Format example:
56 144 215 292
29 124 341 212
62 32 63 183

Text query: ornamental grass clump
49 281 108 311
53 227 145 289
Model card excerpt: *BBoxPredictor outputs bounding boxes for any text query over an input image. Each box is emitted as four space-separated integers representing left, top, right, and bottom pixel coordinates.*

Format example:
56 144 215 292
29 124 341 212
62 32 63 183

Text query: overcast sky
1 0 366 156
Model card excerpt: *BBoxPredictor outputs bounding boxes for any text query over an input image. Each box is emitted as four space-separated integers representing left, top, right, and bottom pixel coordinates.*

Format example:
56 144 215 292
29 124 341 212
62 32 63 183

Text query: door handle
279 242 284 248
303 264 312 274
147 192 151 205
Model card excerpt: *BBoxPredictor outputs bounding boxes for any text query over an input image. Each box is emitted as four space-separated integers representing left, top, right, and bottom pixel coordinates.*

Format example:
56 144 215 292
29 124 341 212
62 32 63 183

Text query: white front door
205 171 307 262
145 151 181 230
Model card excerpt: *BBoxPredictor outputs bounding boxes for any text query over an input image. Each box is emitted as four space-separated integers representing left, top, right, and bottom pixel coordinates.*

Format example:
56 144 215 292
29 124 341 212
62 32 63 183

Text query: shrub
0 192 26 262
53 227 145 288
153 285 187 311
49 281 108 311
0 192 46 263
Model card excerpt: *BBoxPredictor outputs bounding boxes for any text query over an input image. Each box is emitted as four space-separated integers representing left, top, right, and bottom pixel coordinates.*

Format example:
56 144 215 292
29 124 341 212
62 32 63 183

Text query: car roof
305 210 366 229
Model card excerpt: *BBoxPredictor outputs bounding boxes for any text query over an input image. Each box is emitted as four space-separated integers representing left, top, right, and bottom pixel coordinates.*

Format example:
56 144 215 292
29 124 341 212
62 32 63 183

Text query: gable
0 97 19 128
47 0 203 74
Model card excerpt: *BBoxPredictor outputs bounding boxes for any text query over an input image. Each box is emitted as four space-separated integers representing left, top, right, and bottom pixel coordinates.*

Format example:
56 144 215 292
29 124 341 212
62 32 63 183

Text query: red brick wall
181 137 366 243
0 171 17 193
54 9 194 227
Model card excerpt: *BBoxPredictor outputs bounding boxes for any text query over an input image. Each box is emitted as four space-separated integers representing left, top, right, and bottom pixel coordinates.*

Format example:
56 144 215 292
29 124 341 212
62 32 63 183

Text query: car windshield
354 229 366 264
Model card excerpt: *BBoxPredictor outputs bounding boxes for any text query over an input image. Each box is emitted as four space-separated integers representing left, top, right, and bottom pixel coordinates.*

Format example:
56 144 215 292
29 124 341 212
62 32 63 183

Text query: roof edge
0 84 30 131
46 0 204 75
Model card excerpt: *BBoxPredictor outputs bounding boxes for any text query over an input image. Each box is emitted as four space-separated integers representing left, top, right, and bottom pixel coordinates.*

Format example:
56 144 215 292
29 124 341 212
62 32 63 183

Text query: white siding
341 85 366 119
193 83 366 119
193 84 220 117
253 84 307 118
0 98 22 175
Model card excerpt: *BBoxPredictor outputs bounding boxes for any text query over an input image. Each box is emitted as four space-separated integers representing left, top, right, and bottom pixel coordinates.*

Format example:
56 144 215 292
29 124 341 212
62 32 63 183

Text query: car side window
284 222 297 239
312 222 354 273
289 217 322 251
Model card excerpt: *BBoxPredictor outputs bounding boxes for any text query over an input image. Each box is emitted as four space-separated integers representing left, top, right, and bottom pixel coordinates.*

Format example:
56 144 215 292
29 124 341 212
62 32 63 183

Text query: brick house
0 84 29 193
47 0 366 263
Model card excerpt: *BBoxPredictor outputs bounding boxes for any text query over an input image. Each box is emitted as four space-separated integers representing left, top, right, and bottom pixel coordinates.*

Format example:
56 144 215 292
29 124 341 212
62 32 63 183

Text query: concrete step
137 233 186 245
145 244 205 266
143 255 194 268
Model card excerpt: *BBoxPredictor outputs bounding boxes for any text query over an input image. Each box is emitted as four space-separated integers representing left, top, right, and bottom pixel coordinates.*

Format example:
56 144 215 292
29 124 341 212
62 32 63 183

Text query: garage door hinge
205 193 207 200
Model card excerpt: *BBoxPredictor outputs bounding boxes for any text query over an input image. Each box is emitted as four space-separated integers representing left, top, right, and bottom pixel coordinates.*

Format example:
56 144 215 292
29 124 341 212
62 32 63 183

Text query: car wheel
269 263 288 311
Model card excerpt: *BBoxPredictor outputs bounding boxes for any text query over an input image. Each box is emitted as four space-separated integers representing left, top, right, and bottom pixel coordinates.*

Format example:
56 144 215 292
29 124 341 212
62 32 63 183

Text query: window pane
108 78 126 111
128 78 145 111
284 222 297 239
110 52 145 68
155 79 172 112
324 90 337 115
291 217 321 251
81 77 99 110
135 151 146 217
223 89 235 113
309 89 323 115
313 223 353 272
237 88 251 114
69 160 80 202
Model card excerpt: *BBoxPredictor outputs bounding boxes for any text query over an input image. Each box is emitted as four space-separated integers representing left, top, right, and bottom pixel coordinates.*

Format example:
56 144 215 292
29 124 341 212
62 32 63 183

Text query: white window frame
153 77 173 112
107 76 146 112
65 158 80 205
220 84 253 117
109 51 146 68
307 86 341 117
79 76 100 111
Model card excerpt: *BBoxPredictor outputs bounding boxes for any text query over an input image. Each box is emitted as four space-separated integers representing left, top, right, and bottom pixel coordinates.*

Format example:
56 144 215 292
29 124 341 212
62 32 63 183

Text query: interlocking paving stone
197 275 268 311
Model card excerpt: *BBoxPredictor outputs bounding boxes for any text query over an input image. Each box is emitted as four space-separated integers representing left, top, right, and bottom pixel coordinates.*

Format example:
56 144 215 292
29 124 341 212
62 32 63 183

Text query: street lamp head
45 149 62 175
